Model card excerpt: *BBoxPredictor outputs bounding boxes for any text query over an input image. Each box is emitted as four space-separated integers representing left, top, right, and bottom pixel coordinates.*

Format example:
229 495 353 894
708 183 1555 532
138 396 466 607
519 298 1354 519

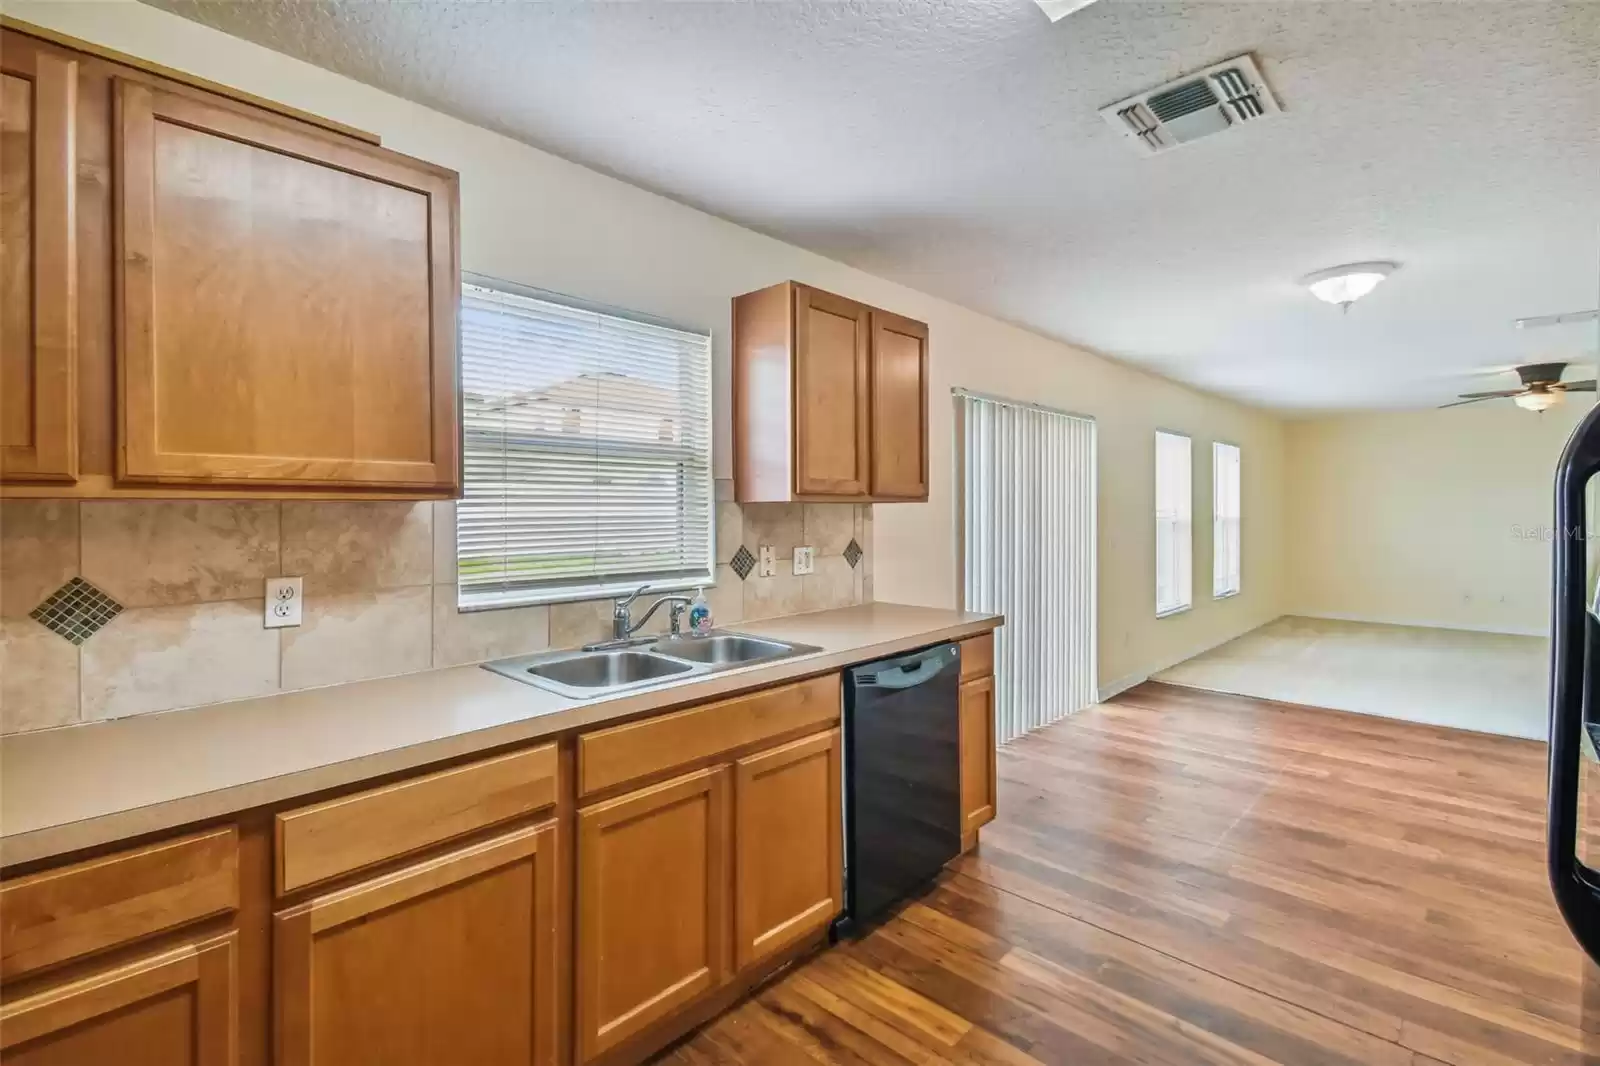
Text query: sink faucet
612 585 692 640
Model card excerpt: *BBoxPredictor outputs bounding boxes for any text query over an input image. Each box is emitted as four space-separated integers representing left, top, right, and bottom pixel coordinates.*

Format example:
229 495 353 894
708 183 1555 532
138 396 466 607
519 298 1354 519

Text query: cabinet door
0 932 237 1066
869 310 927 500
793 285 870 497
274 821 559 1066
0 39 77 482
734 729 841 970
114 80 459 491
576 765 731 1063
959 676 997 835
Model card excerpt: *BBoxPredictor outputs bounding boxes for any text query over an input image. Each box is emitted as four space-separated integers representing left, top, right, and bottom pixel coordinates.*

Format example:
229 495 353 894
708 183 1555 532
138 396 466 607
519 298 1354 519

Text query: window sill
1213 589 1241 601
1155 604 1191 619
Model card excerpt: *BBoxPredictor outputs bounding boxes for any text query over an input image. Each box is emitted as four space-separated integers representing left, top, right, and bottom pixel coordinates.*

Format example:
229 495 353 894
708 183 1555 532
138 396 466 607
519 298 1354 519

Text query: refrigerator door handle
1548 401 1600 964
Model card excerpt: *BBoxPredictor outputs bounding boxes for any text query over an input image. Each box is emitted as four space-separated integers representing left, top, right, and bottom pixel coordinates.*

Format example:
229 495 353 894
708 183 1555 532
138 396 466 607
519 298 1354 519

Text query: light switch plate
758 545 776 578
793 546 815 576
264 576 303 628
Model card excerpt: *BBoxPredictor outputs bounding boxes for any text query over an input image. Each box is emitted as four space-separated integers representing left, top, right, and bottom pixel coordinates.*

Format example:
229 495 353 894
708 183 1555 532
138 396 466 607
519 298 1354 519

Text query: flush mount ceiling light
1301 261 1398 310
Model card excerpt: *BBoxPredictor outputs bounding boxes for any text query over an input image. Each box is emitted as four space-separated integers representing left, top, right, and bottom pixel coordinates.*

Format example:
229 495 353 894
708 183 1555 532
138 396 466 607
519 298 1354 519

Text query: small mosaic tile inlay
730 544 756 581
844 539 863 569
30 577 124 645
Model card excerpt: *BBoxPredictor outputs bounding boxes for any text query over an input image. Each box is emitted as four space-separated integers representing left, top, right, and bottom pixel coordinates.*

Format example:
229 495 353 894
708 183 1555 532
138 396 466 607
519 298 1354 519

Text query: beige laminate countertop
1 602 1000 869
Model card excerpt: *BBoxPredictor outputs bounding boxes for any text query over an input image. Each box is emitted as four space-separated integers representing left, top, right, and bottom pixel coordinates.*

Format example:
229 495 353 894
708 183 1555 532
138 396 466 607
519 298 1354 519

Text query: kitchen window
455 278 714 609
1213 441 1242 598
1154 430 1192 617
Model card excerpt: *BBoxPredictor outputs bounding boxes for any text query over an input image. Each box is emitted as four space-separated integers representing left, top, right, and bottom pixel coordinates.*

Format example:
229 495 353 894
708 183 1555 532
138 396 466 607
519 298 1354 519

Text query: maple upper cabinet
114 82 459 492
0 35 78 483
0 24 461 498
733 281 928 503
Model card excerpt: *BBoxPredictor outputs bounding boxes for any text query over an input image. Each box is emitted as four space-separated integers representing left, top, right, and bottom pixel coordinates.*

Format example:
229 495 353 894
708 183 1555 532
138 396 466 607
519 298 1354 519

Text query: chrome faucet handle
614 584 650 611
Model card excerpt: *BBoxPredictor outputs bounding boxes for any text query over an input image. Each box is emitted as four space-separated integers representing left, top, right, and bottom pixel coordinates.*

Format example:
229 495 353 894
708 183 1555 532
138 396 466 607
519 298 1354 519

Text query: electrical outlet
264 576 303 628
758 545 776 578
793 546 815 576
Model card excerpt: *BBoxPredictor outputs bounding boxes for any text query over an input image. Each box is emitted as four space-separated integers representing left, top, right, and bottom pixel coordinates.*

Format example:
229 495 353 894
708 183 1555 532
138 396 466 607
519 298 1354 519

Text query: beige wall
4 1 1288 702
1285 401 1589 637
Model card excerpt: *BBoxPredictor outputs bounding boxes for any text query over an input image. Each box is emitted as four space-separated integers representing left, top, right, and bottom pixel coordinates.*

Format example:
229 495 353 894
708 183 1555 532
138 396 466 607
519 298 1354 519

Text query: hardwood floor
652 681 1600 1065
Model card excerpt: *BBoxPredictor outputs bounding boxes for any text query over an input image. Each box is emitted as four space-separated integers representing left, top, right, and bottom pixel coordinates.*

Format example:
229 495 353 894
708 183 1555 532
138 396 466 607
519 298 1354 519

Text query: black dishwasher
835 642 963 936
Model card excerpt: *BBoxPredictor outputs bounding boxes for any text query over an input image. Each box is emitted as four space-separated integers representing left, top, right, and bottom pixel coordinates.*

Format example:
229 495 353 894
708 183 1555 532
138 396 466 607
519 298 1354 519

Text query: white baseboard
1096 616 1285 702
1292 610 1546 640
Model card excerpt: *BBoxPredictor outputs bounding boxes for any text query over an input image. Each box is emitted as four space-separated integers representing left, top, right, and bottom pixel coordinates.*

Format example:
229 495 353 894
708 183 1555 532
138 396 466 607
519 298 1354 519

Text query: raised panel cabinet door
959 676 997 834
0 932 238 1066
869 311 928 500
792 285 870 497
274 821 560 1066
576 765 731 1063
113 80 460 490
733 729 842 970
0 38 78 482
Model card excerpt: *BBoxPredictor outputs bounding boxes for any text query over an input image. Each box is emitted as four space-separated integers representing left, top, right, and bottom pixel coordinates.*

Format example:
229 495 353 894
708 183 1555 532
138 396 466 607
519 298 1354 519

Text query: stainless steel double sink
482 632 823 699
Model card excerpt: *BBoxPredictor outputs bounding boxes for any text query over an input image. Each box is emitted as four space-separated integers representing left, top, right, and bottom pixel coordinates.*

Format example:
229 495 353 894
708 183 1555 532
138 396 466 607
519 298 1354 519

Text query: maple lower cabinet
0 33 78 483
959 673 998 838
575 766 732 1063
0 933 239 1066
732 280 928 503
0 24 461 498
733 729 842 969
273 821 560 1066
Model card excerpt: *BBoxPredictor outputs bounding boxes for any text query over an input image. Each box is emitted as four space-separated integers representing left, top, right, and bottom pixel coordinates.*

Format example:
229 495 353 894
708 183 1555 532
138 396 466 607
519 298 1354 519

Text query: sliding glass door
958 391 1097 744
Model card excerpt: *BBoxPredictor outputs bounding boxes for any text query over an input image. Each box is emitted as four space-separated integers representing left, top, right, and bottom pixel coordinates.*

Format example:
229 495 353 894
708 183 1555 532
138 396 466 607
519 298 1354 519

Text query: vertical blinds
456 282 714 608
1212 441 1242 597
1155 430 1193 616
961 393 1097 745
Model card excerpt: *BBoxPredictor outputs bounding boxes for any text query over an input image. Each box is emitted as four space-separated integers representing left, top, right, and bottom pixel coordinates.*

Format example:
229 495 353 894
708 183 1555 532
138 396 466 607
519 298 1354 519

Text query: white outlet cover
757 545 776 578
793 546 815 576
264 576 303 628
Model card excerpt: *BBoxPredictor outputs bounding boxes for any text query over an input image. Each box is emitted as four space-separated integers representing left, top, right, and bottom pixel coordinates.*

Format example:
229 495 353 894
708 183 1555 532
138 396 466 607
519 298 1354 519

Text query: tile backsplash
0 481 872 734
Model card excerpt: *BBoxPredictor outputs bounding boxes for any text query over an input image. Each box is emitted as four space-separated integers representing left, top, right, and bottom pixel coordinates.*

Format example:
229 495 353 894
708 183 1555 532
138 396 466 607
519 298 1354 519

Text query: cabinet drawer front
960 632 994 681
577 674 841 798
275 743 558 895
0 826 238 981
0 931 237 1062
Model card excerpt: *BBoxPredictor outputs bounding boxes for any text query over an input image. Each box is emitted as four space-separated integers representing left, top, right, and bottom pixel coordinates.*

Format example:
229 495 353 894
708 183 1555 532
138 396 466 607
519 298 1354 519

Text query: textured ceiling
146 0 1600 411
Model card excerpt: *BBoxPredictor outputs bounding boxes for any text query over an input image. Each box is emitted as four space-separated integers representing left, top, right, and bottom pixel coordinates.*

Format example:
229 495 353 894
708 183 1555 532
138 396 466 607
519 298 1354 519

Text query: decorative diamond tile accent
30 577 123 645
844 539 863 569
730 545 756 581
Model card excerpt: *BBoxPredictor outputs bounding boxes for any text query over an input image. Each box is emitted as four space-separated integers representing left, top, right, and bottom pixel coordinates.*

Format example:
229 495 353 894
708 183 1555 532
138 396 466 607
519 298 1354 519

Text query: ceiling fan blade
1455 389 1523 400
1558 380 1597 392
1438 396 1503 408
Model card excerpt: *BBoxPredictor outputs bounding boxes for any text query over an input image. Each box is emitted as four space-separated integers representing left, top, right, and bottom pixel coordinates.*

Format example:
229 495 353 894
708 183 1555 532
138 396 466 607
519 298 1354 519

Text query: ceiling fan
1441 362 1596 412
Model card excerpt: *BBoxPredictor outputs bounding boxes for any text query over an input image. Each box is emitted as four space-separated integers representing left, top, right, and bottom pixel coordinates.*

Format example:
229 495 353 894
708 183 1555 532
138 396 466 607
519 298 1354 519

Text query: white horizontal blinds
457 283 714 607
961 394 1097 745
1213 442 1242 597
1155 431 1192 615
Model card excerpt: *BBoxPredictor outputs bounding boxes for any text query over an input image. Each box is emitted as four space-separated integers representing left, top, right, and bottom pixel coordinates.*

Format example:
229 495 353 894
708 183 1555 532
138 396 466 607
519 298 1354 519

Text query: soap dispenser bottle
687 588 713 634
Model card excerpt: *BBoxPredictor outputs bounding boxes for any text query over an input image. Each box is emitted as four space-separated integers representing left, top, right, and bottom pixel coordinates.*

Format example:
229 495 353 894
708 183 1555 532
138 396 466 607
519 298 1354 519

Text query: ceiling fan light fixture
1301 261 1398 308
1514 389 1564 412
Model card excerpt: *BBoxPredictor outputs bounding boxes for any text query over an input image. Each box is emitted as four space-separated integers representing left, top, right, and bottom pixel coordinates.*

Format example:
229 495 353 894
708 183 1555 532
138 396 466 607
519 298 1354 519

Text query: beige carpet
1154 615 1549 740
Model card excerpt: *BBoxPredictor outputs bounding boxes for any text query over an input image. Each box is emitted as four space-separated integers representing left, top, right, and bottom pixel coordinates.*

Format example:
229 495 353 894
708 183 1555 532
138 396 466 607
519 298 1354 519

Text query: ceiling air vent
1101 54 1280 156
